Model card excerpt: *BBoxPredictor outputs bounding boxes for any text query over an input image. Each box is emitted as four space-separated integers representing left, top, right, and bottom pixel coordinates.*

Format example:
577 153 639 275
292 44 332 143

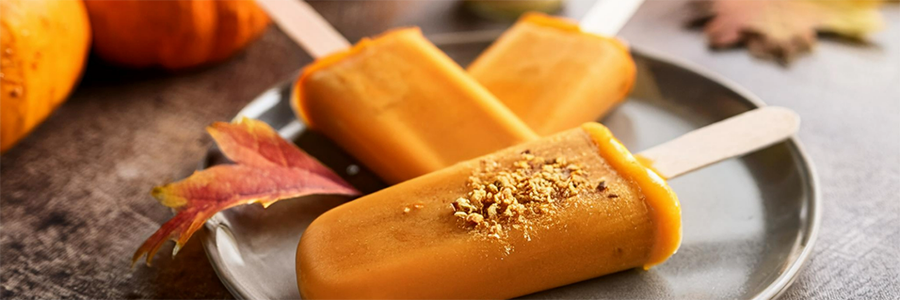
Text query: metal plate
198 47 820 299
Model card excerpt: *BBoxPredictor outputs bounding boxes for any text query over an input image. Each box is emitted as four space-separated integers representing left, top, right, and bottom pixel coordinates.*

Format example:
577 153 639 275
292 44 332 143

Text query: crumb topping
403 202 424 213
451 151 592 240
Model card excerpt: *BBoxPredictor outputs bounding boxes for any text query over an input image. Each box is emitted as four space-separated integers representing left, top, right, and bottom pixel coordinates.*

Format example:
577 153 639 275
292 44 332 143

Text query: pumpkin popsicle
468 13 637 136
297 122 681 299
293 28 538 184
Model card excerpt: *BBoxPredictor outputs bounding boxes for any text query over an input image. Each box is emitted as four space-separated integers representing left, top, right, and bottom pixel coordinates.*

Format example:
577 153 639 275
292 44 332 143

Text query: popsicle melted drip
451 152 591 244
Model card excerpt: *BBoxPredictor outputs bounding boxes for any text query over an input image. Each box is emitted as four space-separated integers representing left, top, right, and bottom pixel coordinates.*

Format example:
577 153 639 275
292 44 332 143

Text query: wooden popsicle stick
254 0 350 59
636 106 800 179
580 0 645 36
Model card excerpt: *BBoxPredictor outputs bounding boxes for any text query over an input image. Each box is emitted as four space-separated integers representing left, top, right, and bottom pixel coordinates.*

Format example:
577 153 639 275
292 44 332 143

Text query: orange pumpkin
1 0 91 152
84 0 270 69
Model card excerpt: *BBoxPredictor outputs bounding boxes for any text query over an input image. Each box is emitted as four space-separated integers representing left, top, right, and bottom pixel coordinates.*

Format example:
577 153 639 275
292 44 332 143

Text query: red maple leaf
133 118 359 266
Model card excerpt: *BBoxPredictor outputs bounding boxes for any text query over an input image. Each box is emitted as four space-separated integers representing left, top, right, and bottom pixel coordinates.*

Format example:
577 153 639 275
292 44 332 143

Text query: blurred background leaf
691 0 885 64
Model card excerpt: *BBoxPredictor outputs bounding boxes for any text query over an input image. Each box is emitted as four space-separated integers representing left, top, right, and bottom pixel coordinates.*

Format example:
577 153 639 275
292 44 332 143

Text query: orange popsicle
297 122 681 299
293 28 538 184
468 13 637 136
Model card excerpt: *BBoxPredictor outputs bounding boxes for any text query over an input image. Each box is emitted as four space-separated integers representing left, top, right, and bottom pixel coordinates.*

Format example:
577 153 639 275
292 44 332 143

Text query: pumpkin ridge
84 0 270 69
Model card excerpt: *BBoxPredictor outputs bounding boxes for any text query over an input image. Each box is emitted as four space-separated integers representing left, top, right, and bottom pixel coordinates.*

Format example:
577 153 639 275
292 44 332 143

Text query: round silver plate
198 46 820 300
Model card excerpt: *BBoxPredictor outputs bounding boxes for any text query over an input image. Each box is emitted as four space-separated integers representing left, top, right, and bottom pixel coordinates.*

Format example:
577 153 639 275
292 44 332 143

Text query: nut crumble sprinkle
451 151 592 240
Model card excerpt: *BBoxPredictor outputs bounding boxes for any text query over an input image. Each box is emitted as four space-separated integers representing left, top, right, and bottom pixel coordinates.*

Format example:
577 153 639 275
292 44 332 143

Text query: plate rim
198 46 822 300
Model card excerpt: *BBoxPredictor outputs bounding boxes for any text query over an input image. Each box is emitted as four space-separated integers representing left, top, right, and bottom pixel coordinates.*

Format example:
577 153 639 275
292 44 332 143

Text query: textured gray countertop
1 1 897 299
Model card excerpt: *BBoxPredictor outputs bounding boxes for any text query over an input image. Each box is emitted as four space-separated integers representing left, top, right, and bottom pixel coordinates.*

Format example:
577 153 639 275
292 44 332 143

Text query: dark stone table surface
1 1 897 299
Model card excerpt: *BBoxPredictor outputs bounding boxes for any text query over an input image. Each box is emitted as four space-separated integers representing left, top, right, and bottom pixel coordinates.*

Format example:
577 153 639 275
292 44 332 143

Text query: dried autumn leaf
691 0 884 63
133 118 359 266
208 118 336 177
